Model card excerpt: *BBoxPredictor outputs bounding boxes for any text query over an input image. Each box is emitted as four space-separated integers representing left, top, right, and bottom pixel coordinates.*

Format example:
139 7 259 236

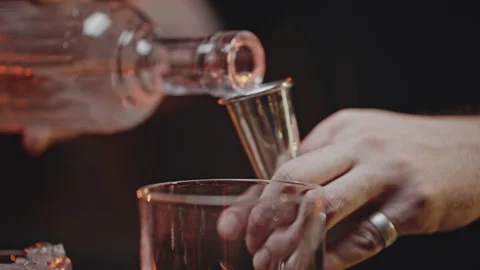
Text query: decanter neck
115 27 266 99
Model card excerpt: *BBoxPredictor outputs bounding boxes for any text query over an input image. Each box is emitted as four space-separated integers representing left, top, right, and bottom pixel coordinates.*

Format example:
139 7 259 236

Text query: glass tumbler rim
136 178 320 206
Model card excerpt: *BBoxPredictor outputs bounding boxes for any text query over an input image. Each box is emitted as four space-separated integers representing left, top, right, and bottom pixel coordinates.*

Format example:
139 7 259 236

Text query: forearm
442 114 480 128
432 114 480 140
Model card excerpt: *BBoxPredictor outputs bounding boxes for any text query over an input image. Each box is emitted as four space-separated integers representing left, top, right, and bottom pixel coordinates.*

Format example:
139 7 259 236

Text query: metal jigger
219 78 300 179
220 82 330 269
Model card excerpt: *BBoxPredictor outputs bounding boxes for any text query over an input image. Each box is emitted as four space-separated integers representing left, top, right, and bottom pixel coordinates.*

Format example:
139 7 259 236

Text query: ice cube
47 257 72 270
1 243 71 270
24 243 66 263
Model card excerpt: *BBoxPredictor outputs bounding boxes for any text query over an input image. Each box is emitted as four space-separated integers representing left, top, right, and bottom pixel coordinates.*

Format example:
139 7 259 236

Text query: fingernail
217 212 241 239
253 248 271 270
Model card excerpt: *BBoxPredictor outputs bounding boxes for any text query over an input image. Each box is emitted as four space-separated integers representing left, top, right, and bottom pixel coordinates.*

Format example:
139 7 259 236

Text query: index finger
300 110 353 154
217 184 264 240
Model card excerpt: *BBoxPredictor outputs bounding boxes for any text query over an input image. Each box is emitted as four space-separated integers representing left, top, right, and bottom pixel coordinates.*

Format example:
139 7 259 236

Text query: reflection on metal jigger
219 78 300 179
29 0 65 5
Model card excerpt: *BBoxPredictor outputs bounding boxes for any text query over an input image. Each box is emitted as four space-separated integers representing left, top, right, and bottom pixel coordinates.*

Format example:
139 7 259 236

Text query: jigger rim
218 77 293 105
136 178 319 206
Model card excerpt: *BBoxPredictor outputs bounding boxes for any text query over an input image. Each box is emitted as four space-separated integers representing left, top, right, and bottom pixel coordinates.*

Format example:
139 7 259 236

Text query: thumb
23 127 81 156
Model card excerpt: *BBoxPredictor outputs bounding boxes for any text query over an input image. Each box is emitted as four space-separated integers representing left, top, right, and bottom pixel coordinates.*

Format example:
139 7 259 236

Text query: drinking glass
137 179 326 270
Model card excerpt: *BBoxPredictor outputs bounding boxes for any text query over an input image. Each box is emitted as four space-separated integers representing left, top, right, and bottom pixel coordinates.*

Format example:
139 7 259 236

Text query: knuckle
363 152 414 190
248 205 270 230
350 223 384 253
354 132 387 152
273 162 303 182
402 187 439 234
303 109 362 150
323 190 347 227
387 153 412 173
361 132 386 148
410 188 434 215
272 165 294 181
323 109 359 133
332 108 360 122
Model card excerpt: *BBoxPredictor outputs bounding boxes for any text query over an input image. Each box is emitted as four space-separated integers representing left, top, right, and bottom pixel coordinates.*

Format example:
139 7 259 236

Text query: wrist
440 115 480 146
416 114 480 144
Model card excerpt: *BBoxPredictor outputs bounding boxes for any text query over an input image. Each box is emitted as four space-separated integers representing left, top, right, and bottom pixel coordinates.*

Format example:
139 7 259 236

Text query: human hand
217 181 326 270
272 108 480 269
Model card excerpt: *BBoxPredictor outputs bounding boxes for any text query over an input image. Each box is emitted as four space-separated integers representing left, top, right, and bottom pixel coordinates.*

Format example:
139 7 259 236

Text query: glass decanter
0 0 265 153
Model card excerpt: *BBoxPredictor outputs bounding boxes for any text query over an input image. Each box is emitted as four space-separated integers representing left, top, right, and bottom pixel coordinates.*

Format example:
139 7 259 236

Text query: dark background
1 0 480 269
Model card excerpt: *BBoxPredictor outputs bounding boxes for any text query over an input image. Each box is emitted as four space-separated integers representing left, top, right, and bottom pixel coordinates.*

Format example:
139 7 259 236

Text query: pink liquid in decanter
0 0 265 154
